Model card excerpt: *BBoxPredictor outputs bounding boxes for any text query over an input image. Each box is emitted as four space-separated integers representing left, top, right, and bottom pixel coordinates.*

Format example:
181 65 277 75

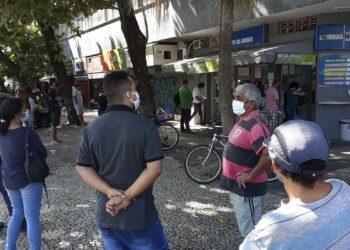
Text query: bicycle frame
201 132 227 165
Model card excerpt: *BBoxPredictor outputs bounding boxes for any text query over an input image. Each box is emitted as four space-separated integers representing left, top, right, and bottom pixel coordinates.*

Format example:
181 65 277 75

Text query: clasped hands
106 188 131 217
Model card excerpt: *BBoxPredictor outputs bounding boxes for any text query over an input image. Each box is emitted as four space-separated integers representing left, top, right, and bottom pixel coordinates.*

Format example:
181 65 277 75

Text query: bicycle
154 107 179 151
184 122 227 184
184 122 278 184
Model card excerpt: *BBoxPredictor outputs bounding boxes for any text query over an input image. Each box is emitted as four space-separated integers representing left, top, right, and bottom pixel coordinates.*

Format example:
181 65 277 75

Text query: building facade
58 0 350 140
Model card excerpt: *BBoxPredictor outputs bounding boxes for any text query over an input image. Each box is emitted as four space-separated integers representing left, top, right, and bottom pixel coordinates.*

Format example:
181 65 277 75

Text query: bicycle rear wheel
184 145 222 184
158 123 179 151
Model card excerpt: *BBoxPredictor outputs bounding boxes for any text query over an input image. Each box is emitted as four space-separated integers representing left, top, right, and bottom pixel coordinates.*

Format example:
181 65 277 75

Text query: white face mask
128 91 140 111
232 100 246 115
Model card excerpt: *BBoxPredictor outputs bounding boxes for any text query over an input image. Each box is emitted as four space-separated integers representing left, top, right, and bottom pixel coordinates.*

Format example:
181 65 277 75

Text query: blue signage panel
232 24 266 48
319 54 350 86
315 24 350 51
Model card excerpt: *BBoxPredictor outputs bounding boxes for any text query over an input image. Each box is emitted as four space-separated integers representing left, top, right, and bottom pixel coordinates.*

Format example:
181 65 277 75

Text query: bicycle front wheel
184 145 222 184
158 123 179 151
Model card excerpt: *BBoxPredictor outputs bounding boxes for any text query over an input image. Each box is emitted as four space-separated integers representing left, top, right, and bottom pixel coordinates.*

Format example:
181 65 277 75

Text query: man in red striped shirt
221 83 271 237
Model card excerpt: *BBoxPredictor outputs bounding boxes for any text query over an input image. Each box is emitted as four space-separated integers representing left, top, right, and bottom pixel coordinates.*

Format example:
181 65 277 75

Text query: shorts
74 104 84 116
50 110 61 127
265 110 279 126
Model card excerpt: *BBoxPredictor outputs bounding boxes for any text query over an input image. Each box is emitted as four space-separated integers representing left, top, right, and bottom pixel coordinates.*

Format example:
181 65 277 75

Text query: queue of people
0 74 349 250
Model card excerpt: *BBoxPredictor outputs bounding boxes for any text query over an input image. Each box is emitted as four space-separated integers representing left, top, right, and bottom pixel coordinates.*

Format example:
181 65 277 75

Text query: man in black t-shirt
90 90 108 116
76 72 169 249
47 79 62 144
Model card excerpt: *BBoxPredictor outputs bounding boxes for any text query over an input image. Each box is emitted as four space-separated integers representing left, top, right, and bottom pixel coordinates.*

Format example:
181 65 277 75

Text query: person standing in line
191 82 206 125
90 90 108 116
0 98 47 250
47 79 63 144
72 83 86 126
76 71 169 250
179 79 193 133
25 87 36 128
221 83 271 237
265 80 280 131
284 81 304 122
240 120 350 249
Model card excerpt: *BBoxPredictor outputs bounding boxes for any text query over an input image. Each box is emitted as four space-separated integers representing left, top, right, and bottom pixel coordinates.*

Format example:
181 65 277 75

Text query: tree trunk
38 23 78 124
218 0 235 135
116 0 154 117
0 50 27 84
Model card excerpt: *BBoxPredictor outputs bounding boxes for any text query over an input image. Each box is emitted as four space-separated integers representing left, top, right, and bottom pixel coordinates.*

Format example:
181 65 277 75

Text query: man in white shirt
240 120 350 250
72 83 85 126
191 82 205 125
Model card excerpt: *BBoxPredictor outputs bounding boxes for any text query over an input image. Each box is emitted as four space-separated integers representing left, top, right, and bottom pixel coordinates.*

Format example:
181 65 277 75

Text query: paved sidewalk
0 111 349 249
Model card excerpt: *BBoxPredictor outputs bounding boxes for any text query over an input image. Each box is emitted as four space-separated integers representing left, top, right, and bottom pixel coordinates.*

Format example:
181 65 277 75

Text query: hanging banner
275 53 317 65
101 49 126 71
319 54 350 86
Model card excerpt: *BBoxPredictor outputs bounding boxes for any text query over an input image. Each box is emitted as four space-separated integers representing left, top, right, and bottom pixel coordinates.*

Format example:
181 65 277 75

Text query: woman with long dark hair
0 98 47 250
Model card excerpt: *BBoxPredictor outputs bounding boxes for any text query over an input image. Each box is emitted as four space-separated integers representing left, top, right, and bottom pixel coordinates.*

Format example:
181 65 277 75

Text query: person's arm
76 166 124 198
76 128 124 199
28 129 48 159
106 160 163 216
237 148 271 188
292 90 304 96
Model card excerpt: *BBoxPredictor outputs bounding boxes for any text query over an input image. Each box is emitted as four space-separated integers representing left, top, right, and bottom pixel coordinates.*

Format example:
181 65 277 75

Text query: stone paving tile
0 113 349 249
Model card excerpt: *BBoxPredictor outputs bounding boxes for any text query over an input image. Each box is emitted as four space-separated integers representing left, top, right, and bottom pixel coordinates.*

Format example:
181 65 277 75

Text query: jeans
98 218 169 250
191 103 204 124
229 192 264 237
180 108 191 132
6 182 43 250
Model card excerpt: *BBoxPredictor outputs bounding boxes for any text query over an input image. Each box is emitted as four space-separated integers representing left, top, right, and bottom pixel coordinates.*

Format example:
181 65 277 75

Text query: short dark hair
183 79 189 85
280 159 326 188
198 82 205 88
0 98 23 135
103 71 134 103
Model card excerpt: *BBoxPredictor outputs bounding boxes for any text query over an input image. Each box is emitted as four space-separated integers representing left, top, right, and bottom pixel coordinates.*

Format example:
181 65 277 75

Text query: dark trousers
180 108 191 131
0 177 12 215
191 103 204 124
284 106 297 122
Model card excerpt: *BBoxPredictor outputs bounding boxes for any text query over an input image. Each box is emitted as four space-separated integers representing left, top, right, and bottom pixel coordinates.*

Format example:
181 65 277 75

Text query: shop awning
162 40 315 74
162 55 219 74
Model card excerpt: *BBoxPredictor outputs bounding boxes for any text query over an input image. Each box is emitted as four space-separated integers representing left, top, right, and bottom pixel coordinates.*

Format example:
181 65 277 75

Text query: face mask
128 91 140 111
232 100 246 115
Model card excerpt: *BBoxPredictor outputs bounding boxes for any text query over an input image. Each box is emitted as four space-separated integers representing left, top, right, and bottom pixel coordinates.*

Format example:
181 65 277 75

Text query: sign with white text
232 24 267 48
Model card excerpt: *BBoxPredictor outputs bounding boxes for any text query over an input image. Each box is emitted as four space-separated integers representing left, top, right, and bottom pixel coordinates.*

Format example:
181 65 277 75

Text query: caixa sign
232 24 267 48
314 24 350 51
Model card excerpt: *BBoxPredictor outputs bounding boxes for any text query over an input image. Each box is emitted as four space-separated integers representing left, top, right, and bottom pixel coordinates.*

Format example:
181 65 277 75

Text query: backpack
24 128 50 205
173 92 180 107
